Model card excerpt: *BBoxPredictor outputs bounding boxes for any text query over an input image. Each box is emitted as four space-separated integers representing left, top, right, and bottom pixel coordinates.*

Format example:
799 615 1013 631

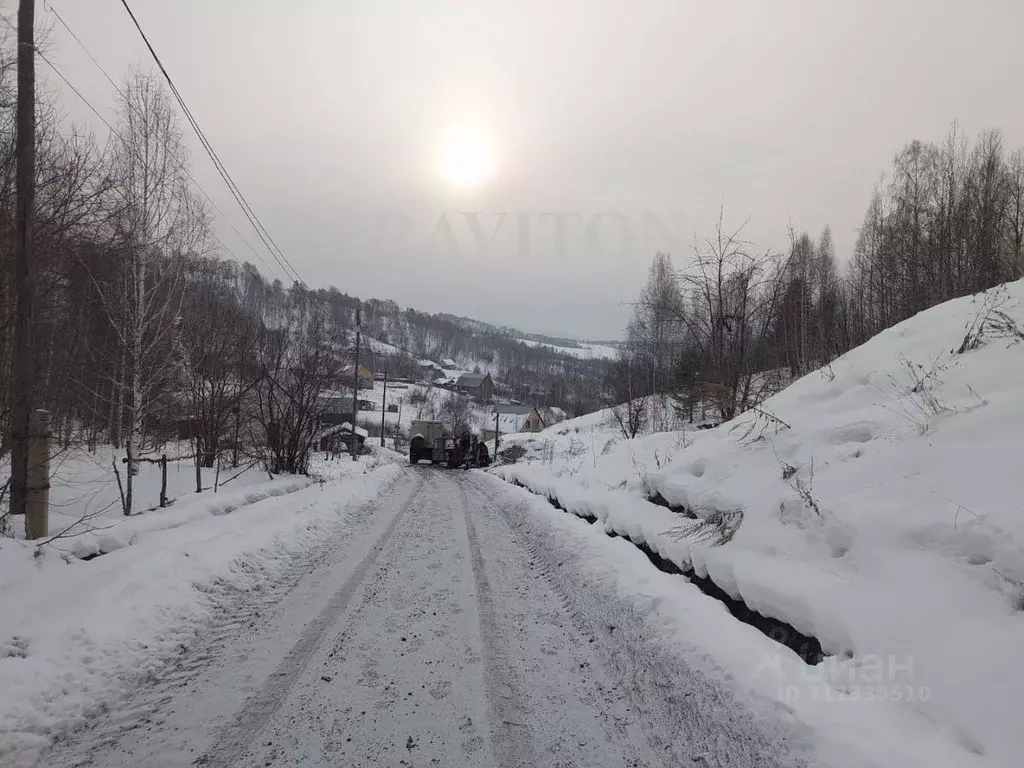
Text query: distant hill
221 263 615 415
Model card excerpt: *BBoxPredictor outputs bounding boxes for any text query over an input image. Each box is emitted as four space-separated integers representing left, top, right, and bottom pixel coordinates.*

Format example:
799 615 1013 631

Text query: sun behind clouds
436 123 498 190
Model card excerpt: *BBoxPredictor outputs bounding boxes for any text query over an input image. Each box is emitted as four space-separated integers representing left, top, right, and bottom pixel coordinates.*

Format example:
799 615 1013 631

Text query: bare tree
176 261 262 490
1003 149 1024 278
628 252 686 431
846 125 1024 344
92 72 208 514
439 391 472 437
678 210 788 420
605 351 649 439
251 312 344 475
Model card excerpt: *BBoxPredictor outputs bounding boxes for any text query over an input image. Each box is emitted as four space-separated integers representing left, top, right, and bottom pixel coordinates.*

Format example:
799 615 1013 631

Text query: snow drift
0 456 405 765
493 281 1024 766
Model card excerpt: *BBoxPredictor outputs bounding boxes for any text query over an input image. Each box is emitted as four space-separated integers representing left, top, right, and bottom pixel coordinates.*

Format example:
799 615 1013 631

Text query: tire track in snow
196 475 423 768
457 479 539 768
40 475 413 768
476 472 814 768
461 474 664 768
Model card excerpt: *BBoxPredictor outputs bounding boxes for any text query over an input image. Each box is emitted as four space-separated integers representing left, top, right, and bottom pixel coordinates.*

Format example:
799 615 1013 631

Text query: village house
319 391 374 423
340 364 374 389
318 422 368 454
481 404 544 443
539 406 568 426
318 395 351 425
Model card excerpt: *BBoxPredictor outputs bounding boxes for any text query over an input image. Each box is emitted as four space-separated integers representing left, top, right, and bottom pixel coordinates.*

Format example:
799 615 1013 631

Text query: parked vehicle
434 436 456 466
409 420 445 464
454 433 490 468
409 421 489 468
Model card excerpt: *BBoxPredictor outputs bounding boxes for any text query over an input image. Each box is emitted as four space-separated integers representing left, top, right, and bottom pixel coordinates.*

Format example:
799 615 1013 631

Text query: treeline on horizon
613 124 1024 434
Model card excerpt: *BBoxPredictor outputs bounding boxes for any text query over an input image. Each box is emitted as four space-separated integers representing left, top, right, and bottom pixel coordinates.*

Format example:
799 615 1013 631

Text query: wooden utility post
380 369 388 448
24 410 49 539
493 411 499 459
10 0 40 536
350 305 361 461
395 398 402 453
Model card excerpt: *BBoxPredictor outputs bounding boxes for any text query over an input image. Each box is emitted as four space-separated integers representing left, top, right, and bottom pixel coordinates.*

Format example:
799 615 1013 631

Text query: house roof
492 404 534 416
484 405 542 434
541 406 567 422
492 413 530 434
319 422 369 439
339 364 373 378
457 372 490 388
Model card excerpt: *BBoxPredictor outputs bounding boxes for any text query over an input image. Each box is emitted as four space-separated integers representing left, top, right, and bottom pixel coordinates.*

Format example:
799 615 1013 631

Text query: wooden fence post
159 454 168 508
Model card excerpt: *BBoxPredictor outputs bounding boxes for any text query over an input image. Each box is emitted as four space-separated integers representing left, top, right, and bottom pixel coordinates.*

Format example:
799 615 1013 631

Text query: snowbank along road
40 468 809 768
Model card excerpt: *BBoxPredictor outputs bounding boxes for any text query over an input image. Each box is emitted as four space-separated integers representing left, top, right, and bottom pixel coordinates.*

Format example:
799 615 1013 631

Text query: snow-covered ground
0 448 405 766
36 470 810 768
515 338 619 360
491 281 1024 767
341 380 450 434
361 335 400 355
26 444 290 546
9 280 1024 766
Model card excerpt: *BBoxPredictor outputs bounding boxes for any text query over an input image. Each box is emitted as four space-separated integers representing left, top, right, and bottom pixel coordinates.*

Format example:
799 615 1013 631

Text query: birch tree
628 252 686 430
98 72 207 514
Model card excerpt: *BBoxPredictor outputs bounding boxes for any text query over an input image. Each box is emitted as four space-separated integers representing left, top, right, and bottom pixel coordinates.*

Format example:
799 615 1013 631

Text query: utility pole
493 411 499 459
396 398 402 453
11 0 40 536
350 304 361 461
380 369 388 448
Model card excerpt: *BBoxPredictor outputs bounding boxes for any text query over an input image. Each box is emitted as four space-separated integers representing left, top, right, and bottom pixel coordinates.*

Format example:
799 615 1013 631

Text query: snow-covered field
515 338 618 360
0 448 405 766
343 380 450 434
492 281 1024 767
32 444 290 546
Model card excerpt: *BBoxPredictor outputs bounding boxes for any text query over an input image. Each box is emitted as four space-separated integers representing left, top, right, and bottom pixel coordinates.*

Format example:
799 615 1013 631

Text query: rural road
40 468 806 768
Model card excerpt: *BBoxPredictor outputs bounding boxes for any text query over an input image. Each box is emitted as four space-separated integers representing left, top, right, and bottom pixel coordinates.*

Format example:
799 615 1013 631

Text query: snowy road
40 469 806 768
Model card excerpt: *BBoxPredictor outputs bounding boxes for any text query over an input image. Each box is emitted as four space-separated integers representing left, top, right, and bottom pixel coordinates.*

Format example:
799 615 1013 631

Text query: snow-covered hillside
515 338 619 360
209 266 611 414
490 281 1024 767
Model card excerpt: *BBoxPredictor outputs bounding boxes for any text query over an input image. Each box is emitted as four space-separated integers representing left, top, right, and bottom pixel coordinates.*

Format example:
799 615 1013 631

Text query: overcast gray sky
37 0 1024 339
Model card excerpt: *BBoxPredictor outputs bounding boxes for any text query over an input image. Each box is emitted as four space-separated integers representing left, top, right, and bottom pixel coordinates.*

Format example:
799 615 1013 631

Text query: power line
114 0 302 285
0 15 114 136
6 6 302 287
22 7 286 282
115 0 306 287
